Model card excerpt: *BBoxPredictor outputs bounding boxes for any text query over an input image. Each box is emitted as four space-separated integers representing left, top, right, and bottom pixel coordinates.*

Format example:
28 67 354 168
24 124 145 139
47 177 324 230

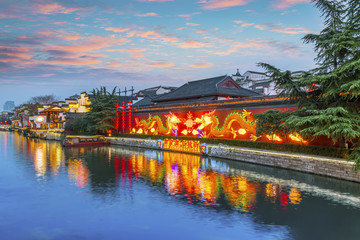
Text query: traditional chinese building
131 75 304 144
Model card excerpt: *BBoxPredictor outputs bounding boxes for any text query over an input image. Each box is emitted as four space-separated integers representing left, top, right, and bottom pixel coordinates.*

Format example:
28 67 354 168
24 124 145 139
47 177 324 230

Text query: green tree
84 86 118 134
256 0 360 169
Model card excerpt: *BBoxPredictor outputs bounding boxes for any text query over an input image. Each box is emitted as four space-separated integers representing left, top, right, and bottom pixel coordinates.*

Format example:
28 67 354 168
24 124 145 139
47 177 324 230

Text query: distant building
3 101 15 112
232 69 306 96
133 86 177 107
151 75 261 106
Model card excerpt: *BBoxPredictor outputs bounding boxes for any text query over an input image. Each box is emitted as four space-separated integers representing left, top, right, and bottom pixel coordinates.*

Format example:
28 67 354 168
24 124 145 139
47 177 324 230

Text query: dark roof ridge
187 75 227 84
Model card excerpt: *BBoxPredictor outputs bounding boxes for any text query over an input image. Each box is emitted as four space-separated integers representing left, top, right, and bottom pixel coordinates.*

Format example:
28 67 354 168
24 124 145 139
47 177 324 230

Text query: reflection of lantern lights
238 128 246 135
289 188 302 204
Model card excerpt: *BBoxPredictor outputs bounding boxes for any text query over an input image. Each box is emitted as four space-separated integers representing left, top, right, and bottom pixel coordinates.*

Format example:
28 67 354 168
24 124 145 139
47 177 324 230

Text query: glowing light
266 134 282 142
289 133 307 144
35 116 45 123
289 188 302 205
181 129 188 135
137 128 143 134
192 129 198 135
238 128 246 135
150 128 155 133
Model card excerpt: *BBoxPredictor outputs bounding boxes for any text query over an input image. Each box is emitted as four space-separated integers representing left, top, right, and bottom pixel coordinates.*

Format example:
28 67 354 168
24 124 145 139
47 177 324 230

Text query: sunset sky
0 0 322 109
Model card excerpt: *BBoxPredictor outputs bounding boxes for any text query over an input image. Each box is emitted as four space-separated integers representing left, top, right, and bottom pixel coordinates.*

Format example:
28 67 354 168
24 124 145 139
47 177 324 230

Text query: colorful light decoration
128 101 132 133
115 102 120 131
121 102 125 132
162 139 200 153
35 116 46 124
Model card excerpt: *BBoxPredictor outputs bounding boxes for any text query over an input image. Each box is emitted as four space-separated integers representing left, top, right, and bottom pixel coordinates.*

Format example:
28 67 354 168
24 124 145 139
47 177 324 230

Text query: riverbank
107 137 360 183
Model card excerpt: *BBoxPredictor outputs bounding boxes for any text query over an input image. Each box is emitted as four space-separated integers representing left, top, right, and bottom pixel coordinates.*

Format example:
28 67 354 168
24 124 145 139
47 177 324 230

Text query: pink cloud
254 23 310 34
0 46 33 60
0 13 21 19
186 22 200 26
178 12 201 20
43 36 130 52
135 12 158 17
17 36 32 39
41 74 55 77
147 61 175 67
271 27 310 34
234 20 254 27
136 30 179 43
190 62 213 68
200 0 251 10
44 58 100 65
105 27 130 33
62 35 84 41
107 48 147 58
34 2 85 15
178 40 208 48
38 30 58 36
273 0 310 9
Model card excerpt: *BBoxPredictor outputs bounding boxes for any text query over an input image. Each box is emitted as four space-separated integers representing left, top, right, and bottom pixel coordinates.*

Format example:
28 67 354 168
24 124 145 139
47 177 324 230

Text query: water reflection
3 132 360 239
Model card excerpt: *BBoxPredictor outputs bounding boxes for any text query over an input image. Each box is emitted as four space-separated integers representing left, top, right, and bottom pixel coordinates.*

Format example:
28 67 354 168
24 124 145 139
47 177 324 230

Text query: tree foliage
255 0 360 169
66 87 118 135
84 86 118 134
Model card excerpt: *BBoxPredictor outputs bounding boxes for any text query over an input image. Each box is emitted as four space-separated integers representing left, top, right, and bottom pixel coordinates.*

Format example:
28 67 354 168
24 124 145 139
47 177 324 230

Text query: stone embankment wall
107 137 360 183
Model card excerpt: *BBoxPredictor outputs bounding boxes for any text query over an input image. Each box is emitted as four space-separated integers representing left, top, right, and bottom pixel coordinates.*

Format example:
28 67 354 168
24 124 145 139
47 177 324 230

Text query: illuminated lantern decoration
121 102 126 132
115 102 120 131
128 101 132 133
150 128 155 133
137 128 143 134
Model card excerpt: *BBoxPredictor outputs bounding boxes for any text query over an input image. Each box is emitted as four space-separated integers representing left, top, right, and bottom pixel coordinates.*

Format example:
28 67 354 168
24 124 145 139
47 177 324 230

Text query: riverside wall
107 137 360 183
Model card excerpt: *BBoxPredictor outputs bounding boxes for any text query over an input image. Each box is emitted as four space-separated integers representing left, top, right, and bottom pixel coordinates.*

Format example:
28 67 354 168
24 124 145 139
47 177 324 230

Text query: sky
0 0 323 109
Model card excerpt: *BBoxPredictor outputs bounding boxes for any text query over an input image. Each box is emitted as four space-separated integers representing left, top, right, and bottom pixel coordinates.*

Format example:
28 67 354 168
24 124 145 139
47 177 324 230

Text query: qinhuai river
1 132 360 240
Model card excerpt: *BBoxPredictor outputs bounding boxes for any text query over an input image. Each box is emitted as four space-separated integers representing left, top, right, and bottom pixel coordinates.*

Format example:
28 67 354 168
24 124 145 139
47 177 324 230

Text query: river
1 132 360 240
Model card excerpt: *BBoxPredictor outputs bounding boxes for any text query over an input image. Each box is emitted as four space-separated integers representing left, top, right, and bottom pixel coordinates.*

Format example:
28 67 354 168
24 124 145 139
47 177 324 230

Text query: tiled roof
153 75 261 103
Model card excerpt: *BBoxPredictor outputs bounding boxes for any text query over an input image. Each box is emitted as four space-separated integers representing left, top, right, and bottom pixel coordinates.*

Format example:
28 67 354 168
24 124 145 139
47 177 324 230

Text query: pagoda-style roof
153 75 261 103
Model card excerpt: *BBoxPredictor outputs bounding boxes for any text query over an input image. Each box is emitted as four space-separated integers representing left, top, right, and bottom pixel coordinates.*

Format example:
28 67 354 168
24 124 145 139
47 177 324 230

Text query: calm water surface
1 132 360 240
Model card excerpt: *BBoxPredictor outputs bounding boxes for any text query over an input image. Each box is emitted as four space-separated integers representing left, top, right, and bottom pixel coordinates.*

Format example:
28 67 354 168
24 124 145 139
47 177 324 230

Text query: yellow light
137 128 143 134
181 130 188 135
151 128 155 133
289 133 307 144
238 128 246 135
266 134 282 141
192 129 198 135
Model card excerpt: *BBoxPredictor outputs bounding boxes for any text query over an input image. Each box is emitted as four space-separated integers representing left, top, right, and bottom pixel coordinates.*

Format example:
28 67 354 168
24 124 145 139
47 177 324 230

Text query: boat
62 135 110 147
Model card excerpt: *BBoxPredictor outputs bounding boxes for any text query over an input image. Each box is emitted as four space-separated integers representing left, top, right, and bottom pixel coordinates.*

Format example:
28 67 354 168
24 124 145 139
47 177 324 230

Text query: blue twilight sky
0 0 322 109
